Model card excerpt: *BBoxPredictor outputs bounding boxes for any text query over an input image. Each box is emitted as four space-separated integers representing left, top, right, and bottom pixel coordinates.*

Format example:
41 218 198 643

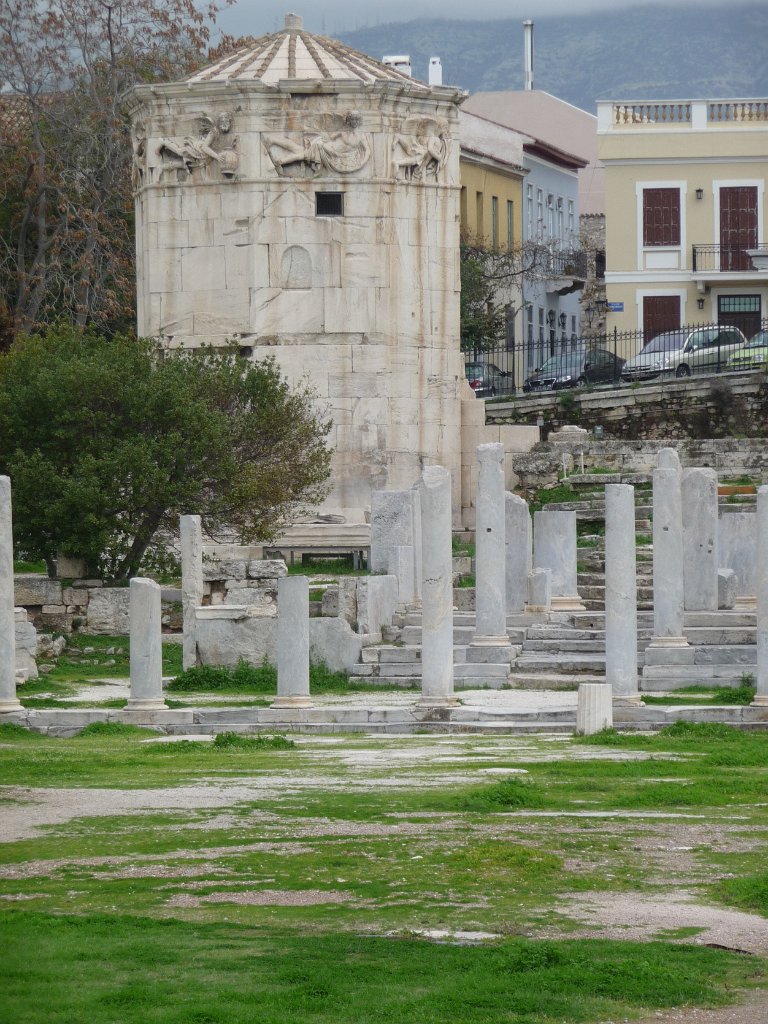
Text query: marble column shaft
651 465 687 645
505 492 532 615
474 443 508 642
0 477 21 712
753 486 768 706
127 577 167 710
682 468 718 612
419 465 457 706
274 575 312 708
604 484 640 702
180 514 204 671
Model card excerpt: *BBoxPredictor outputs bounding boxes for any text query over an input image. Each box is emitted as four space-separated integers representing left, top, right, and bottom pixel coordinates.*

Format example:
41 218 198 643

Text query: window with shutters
642 188 680 246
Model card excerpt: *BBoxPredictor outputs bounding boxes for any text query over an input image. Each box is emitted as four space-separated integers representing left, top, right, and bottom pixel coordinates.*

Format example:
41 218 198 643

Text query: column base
644 641 694 666
271 696 313 709
750 695 768 707
0 699 23 713
470 634 511 646
466 639 516 665
418 695 460 708
124 699 168 711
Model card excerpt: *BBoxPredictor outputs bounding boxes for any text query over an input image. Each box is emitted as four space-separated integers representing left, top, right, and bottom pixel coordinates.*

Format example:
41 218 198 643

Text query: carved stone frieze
392 117 450 182
156 113 239 183
264 110 371 177
131 121 147 191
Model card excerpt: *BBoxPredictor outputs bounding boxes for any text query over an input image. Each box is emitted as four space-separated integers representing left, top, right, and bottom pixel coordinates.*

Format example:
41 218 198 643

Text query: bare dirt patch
166 888 367 908
633 988 768 1024
543 890 768 956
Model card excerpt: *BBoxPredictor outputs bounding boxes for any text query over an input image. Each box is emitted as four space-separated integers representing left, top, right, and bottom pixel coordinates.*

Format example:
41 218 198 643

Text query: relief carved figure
265 110 371 177
157 113 239 181
131 121 147 191
393 118 449 182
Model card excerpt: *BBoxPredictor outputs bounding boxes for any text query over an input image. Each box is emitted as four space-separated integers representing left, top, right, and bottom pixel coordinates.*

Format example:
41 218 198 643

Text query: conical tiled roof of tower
186 12 430 89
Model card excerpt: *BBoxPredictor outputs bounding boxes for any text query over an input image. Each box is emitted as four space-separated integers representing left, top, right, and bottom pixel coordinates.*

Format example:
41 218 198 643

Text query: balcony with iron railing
543 247 588 295
692 243 766 274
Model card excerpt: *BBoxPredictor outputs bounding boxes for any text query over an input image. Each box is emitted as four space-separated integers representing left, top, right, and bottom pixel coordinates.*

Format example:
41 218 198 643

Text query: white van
621 325 747 383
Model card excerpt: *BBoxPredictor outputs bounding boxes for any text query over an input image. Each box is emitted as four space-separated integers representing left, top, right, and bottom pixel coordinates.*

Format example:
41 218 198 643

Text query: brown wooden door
643 295 680 342
720 186 758 271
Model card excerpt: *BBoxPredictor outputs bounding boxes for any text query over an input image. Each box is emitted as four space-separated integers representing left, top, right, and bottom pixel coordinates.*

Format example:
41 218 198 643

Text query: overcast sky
216 0 737 38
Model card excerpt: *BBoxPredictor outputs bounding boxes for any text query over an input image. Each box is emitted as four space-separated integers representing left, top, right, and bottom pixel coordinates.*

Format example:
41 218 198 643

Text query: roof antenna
523 19 534 91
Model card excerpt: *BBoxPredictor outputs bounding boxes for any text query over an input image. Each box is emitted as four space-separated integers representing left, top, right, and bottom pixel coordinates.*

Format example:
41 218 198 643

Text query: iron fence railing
463 317 768 398
692 243 763 273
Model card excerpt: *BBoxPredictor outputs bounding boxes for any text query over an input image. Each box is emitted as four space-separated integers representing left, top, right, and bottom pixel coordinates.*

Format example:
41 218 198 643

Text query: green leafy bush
212 732 294 750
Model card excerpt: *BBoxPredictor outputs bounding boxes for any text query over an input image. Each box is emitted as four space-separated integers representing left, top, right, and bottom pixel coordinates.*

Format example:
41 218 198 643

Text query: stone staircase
349 608 757 692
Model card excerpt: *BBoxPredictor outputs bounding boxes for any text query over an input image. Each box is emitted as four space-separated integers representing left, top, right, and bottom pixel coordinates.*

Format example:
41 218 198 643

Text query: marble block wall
129 78 466 523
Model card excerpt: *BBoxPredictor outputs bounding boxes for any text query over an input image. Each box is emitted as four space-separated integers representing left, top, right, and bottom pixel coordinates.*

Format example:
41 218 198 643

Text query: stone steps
641 664 755 690
515 653 608 672
506 672 605 690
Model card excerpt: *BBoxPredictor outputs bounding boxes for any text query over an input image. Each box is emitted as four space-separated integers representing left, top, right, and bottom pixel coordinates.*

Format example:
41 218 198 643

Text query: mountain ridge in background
339 4 768 114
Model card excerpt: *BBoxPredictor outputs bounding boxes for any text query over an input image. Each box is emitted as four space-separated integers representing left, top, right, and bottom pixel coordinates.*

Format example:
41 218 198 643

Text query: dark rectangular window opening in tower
316 192 344 216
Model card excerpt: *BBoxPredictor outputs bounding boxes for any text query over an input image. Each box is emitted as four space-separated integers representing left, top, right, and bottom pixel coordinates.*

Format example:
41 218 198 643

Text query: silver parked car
621 325 747 383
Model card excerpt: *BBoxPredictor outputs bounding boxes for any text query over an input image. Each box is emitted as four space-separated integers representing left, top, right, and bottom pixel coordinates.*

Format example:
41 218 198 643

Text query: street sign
606 301 624 312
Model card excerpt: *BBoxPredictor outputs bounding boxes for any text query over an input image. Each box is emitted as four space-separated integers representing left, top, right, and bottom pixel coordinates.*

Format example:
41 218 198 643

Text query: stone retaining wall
510 438 768 493
487 371 768 441
13 575 182 635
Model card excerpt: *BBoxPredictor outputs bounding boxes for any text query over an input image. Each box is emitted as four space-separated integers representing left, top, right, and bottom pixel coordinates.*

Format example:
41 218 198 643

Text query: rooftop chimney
382 54 412 77
523 19 534 91
428 57 443 86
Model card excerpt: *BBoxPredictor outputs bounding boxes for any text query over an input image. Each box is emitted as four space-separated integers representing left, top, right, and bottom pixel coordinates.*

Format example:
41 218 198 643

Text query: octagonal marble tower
128 14 467 524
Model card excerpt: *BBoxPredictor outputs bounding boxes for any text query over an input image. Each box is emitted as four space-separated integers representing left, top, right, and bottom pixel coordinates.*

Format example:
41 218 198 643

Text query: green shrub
212 732 295 750
460 776 545 812
76 722 156 738
167 660 351 694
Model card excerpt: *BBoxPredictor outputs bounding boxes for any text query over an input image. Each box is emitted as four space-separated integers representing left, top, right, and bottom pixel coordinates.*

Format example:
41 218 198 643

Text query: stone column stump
419 466 458 708
0 476 22 713
273 575 312 709
752 486 768 707
127 577 168 711
576 683 613 735
605 484 642 705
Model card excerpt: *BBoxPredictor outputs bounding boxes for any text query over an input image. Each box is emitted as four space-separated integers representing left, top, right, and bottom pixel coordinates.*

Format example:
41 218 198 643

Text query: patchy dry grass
1 726 768 1022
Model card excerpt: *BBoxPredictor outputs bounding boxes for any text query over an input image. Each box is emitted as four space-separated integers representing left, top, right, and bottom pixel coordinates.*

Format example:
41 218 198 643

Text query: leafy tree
0 0 226 338
0 325 333 582
460 234 548 354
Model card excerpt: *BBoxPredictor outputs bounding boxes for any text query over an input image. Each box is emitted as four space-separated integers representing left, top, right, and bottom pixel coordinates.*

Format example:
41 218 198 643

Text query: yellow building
458 110 527 387
598 98 768 341
459 111 525 249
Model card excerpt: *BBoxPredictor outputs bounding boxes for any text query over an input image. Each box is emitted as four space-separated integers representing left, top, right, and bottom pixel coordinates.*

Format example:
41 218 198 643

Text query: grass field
1 722 767 1022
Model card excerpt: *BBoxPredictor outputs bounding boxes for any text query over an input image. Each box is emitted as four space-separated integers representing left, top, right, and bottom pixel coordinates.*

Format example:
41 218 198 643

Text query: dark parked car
522 346 624 392
464 360 512 398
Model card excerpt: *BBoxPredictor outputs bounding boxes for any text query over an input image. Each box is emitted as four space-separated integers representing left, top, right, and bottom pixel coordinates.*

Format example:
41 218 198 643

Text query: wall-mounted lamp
584 298 608 329
695 188 704 200
697 297 706 310
547 309 556 326
558 312 567 329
